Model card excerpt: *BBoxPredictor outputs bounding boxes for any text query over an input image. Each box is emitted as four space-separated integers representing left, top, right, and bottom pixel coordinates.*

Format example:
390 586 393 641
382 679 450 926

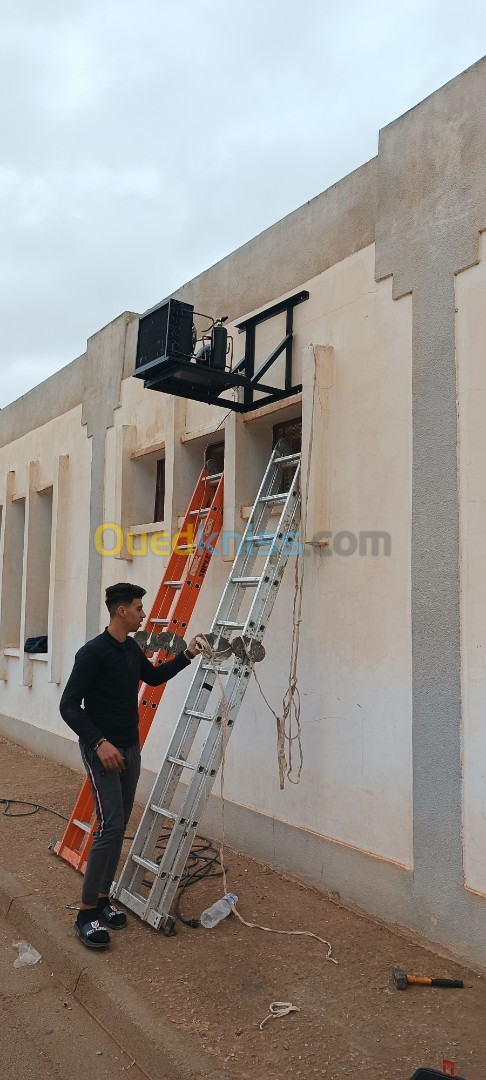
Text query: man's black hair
105 582 146 615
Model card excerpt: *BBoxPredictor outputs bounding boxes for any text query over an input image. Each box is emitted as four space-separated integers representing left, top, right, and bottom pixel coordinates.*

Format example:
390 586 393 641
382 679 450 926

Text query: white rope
259 1001 300 1030
240 638 302 790
227 900 337 964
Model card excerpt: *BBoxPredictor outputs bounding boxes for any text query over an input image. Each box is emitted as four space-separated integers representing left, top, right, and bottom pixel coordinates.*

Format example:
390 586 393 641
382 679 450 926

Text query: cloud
1 0 485 407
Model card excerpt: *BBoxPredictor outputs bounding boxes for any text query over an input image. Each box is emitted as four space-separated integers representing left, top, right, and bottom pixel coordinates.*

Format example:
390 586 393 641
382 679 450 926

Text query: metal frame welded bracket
135 290 309 413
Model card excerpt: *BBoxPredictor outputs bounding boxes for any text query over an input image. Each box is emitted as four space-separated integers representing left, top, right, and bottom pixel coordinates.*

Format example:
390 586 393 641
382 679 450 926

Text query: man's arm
139 647 192 687
59 645 104 747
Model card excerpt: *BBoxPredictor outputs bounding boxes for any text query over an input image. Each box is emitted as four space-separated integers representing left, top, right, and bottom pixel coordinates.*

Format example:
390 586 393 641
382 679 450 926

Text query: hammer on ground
393 966 464 991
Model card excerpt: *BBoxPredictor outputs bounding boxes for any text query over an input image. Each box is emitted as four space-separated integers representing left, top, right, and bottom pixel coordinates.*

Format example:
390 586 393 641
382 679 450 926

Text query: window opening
272 419 302 494
203 442 225 508
154 458 166 523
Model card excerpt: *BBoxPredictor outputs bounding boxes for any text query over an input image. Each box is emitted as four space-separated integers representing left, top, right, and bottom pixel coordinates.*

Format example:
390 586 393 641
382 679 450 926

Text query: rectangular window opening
128 451 165 528
203 441 225 507
4 498 25 648
154 458 166 523
33 487 53 639
272 418 302 493
205 441 225 473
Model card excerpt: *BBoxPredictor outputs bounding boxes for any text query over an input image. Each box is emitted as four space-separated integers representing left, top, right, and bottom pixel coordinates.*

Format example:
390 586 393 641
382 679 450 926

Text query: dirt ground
0 734 484 1080
0 909 146 1080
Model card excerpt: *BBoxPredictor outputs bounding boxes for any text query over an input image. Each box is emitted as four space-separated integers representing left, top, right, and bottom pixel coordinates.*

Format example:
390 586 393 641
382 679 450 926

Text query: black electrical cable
1 798 68 819
1 797 227 929
0 797 139 836
143 828 227 927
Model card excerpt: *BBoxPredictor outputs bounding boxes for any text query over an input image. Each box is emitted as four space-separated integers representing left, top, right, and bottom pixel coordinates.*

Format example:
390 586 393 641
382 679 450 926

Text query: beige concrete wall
0 405 91 738
0 244 412 868
228 245 412 866
457 230 486 895
96 243 413 868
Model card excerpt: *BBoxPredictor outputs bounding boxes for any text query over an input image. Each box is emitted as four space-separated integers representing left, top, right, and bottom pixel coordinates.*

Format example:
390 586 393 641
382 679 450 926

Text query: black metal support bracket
133 290 309 413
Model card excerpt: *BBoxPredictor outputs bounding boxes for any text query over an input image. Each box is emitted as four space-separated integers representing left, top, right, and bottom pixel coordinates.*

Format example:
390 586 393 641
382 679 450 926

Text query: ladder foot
163 916 177 937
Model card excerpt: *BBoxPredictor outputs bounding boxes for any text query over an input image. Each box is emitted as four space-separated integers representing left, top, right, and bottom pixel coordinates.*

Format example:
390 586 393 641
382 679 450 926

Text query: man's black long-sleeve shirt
59 629 191 748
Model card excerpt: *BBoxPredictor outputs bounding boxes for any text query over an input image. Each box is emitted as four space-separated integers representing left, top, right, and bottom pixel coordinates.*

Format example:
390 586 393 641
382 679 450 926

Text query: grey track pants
80 741 141 906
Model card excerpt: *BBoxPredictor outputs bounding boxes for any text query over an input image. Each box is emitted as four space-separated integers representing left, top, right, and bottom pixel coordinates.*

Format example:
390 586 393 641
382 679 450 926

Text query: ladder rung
206 472 223 483
149 618 169 624
132 854 160 875
164 580 183 588
274 453 300 464
189 507 210 515
253 534 276 544
73 818 91 834
167 756 197 770
150 804 177 820
185 709 213 720
175 545 193 552
231 576 260 586
201 663 231 673
215 620 245 629
260 492 291 503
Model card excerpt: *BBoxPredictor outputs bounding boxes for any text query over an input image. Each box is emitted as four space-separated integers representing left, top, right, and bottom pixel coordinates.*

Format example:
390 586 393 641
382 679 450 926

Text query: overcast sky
1 1 485 409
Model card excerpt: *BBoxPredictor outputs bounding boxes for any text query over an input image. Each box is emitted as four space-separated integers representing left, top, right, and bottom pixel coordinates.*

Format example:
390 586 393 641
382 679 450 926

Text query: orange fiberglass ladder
54 460 224 874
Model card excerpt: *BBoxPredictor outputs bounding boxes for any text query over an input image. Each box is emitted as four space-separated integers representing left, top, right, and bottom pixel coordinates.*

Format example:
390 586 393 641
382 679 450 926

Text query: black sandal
98 901 127 930
74 918 110 948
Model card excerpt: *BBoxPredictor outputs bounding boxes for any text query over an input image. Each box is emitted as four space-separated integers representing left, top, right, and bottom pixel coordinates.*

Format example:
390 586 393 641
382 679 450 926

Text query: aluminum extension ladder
115 440 301 933
53 460 224 874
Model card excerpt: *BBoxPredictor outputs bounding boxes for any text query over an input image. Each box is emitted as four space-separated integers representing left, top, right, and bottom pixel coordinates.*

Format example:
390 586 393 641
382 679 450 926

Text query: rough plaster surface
456 234 486 895
375 55 486 951
0 357 85 449
81 313 138 637
170 158 377 325
0 314 138 645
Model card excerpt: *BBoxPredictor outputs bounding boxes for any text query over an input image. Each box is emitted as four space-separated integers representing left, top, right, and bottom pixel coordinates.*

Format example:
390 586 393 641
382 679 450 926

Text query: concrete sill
4 648 49 662
128 520 166 536
180 416 229 443
241 391 302 424
130 440 165 460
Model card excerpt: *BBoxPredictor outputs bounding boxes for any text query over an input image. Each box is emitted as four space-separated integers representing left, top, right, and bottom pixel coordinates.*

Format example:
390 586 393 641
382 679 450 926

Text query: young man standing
60 582 200 948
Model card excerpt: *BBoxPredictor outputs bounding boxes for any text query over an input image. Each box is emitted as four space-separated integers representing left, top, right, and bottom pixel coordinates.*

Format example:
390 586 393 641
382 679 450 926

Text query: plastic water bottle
200 892 238 928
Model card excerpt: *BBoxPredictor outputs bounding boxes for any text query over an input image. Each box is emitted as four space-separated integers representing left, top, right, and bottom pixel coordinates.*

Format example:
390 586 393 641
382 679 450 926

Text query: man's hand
185 635 204 659
96 740 125 772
